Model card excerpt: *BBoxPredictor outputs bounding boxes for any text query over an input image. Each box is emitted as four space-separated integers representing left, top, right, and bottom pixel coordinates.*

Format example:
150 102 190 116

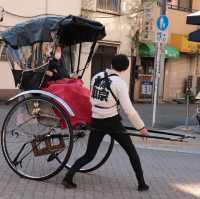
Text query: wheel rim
60 130 114 172
1 97 73 180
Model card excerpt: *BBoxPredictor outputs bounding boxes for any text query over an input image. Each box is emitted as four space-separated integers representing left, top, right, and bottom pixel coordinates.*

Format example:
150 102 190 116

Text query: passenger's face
55 47 62 60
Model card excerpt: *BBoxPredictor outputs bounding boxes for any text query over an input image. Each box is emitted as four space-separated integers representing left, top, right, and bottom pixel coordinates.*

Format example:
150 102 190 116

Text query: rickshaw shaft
124 126 195 139
123 132 186 142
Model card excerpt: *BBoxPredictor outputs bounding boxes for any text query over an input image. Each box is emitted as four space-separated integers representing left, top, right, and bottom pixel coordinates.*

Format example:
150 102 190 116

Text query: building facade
80 0 141 89
135 0 200 102
80 0 200 103
0 0 81 99
0 0 138 100
1 0 200 103
164 0 200 102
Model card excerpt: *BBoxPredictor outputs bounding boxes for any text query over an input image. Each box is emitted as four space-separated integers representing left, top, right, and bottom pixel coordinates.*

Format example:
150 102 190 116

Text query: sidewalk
0 104 200 199
0 142 200 199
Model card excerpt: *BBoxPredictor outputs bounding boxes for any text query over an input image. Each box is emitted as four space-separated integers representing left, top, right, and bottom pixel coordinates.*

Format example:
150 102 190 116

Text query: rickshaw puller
62 54 149 192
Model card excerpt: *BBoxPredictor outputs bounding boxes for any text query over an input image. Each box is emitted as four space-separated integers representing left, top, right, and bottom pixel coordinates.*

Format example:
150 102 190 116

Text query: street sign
156 15 169 31
141 80 153 97
155 31 168 44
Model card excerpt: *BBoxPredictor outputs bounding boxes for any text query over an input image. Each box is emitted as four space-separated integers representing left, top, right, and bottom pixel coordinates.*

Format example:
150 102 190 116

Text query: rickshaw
0 15 195 181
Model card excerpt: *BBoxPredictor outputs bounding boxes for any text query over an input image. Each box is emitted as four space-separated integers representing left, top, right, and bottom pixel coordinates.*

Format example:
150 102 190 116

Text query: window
97 0 121 14
141 58 154 75
168 0 193 12
91 44 118 77
178 0 192 11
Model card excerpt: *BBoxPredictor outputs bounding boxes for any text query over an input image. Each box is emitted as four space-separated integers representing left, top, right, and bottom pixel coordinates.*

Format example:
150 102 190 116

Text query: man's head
111 54 129 72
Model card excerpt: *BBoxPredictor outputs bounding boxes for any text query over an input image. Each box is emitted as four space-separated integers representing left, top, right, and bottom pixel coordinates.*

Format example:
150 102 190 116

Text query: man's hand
46 70 53 77
139 128 148 142
69 73 79 79
139 127 148 135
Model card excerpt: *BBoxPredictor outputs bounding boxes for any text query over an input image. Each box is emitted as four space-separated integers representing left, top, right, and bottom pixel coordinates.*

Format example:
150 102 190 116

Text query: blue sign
156 15 169 31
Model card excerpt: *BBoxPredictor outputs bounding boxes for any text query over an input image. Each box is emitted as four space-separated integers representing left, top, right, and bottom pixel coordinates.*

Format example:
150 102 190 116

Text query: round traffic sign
156 15 169 31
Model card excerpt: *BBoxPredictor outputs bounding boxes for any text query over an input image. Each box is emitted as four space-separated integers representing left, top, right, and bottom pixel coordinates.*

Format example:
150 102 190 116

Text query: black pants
64 115 146 185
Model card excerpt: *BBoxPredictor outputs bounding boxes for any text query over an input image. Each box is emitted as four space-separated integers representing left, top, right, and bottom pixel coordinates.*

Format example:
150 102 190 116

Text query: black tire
57 131 114 173
1 96 73 181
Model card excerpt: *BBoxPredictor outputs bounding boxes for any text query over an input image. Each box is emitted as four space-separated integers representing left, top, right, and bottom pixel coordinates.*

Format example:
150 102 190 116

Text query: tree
123 0 156 100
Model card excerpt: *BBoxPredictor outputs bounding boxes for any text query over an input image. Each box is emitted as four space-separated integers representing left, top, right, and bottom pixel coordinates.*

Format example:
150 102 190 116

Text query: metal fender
8 90 75 117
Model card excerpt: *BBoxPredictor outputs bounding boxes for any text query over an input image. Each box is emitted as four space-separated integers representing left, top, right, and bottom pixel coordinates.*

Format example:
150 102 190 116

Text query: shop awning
139 42 180 58
188 29 200 42
187 11 200 25
171 33 200 53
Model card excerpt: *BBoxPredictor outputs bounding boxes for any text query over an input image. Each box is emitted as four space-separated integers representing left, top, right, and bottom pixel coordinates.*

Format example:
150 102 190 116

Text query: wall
163 0 200 100
192 0 200 10
0 0 81 27
163 53 200 101
0 62 15 89
81 0 96 11
167 9 197 38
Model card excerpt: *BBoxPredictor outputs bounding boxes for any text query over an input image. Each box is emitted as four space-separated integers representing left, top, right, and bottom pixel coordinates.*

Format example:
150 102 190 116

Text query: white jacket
90 69 145 130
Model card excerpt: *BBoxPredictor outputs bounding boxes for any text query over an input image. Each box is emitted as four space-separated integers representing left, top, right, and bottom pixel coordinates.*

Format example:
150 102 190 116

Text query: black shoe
138 184 149 192
62 179 77 189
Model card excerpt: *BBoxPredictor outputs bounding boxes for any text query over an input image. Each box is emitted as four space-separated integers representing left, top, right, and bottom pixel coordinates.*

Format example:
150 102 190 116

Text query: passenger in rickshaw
43 45 91 127
45 46 70 81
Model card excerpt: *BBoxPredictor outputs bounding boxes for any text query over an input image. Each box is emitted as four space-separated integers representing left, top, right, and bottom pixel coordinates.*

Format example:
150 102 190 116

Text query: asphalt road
0 103 198 130
125 103 197 129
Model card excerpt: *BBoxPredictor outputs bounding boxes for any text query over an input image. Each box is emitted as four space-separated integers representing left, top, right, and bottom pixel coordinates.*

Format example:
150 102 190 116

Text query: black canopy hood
1 15 106 48
186 11 200 42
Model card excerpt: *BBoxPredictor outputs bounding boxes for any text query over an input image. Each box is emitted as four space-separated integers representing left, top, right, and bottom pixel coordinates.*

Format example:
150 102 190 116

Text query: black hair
111 54 129 71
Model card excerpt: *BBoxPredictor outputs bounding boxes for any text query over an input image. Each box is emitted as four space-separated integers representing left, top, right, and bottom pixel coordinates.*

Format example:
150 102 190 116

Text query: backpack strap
104 71 120 106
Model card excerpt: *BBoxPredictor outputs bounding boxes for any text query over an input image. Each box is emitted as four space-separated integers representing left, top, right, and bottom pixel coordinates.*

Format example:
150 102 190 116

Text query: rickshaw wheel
1 96 73 181
56 131 114 173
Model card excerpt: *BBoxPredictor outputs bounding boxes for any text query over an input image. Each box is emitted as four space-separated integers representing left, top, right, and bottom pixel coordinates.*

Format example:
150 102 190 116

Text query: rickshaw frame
1 15 115 180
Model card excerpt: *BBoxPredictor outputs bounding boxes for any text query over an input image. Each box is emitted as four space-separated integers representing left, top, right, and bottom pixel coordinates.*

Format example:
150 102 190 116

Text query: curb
135 143 200 154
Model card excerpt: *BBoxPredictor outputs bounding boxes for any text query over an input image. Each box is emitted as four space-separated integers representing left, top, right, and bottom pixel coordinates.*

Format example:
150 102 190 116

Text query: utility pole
152 0 167 127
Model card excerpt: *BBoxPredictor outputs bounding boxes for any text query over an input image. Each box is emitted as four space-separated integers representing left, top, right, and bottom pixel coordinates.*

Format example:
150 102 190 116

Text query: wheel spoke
12 141 31 166
57 131 114 173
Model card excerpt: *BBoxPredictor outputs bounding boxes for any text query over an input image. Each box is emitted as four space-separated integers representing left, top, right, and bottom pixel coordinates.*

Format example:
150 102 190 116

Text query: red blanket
43 78 91 127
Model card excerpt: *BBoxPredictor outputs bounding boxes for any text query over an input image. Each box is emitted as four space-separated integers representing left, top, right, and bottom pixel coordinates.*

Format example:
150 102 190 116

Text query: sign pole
152 43 161 127
152 0 167 127
161 0 167 15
